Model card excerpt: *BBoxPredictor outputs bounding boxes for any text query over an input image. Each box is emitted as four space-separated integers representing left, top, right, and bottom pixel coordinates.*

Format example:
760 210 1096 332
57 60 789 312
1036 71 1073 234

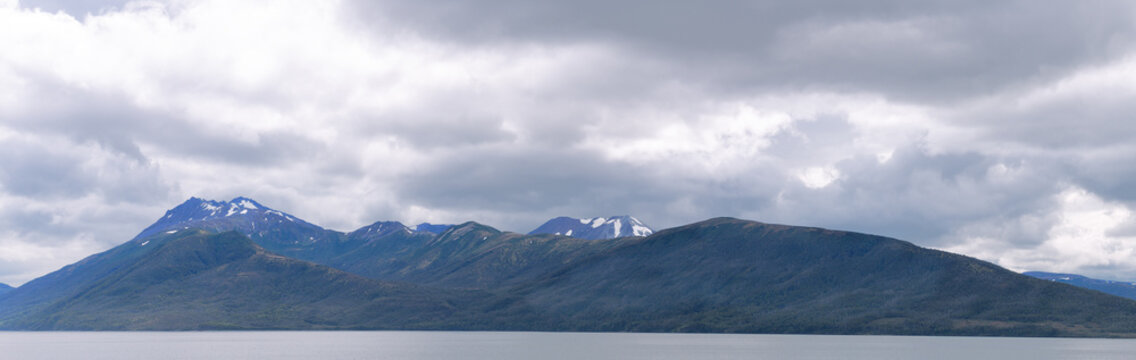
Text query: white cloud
946 187 1136 280
798 166 841 189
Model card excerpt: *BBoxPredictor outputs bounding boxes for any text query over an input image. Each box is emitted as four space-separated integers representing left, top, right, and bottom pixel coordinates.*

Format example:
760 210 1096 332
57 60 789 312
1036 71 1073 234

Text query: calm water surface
1 331 1135 360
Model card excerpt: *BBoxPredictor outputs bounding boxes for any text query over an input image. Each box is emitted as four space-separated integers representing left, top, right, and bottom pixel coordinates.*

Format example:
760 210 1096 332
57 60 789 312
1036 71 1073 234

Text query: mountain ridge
1025 271 1136 301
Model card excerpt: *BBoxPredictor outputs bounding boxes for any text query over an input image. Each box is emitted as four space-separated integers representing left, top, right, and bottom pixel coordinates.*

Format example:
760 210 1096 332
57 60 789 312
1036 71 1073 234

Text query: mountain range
1025 272 1136 301
4 197 1136 336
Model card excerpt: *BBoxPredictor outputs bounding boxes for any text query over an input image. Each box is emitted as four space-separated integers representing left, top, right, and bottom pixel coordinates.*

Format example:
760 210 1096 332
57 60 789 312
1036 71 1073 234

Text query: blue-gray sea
2 331 1135 359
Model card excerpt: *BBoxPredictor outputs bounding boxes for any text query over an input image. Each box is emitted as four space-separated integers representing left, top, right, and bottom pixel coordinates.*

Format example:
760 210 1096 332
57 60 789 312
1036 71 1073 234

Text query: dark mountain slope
0 283 11 298
498 218 1136 336
1 231 486 330
1025 272 1136 301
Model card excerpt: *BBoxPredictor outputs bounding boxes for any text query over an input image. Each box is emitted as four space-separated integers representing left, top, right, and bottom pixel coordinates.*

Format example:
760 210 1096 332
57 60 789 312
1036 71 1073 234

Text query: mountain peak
349 221 409 237
134 196 303 240
529 215 654 240
166 196 274 217
229 197 264 210
446 221 500 233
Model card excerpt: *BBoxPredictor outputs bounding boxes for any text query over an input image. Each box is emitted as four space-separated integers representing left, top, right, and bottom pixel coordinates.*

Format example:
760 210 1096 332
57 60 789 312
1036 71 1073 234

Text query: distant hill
529 216 653 240
1025 272 1136 301
0 283 11 297
0 230 487 330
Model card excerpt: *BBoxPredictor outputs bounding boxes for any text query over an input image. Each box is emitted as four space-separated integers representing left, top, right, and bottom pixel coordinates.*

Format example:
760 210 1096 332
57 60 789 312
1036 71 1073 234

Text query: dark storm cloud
0 139 91 198
8 77 153 162
8 76 323 168
1072 150 1136 204
959 88 1136 150
0 206 56 235
764 142 1065 246
394 147 651 212
359 111 517 150
352 0 1136 102
19 0 135 16
0 136 172 205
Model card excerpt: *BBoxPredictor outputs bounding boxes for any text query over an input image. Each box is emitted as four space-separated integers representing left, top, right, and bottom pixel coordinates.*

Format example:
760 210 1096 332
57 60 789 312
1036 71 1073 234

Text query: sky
1 0 1136 286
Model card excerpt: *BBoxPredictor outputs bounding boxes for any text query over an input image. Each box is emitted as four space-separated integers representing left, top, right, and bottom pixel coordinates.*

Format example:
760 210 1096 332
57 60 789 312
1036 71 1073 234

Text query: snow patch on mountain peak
588 217 607 228
530 215 654 240
236 199 259 210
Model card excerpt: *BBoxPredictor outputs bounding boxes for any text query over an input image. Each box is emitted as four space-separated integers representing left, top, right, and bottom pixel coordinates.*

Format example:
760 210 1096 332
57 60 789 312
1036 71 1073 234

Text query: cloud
945 187 1136 281
1 0 1136 285
353 0 1136 102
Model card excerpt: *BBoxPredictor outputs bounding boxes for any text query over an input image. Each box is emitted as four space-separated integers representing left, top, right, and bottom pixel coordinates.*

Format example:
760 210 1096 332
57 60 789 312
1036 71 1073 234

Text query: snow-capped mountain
348 221 412 238
344 221 453 237
528 216 654 240
133 197 338 253
136 197 310 237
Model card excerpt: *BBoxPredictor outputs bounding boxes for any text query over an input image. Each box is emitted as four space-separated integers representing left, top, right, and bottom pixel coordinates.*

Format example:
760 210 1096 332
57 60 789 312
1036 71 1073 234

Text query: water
1 331 1135 360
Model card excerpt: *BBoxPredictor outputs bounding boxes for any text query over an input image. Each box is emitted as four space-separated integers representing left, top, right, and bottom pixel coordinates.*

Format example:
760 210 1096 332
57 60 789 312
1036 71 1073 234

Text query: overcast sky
2 0 1136 286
